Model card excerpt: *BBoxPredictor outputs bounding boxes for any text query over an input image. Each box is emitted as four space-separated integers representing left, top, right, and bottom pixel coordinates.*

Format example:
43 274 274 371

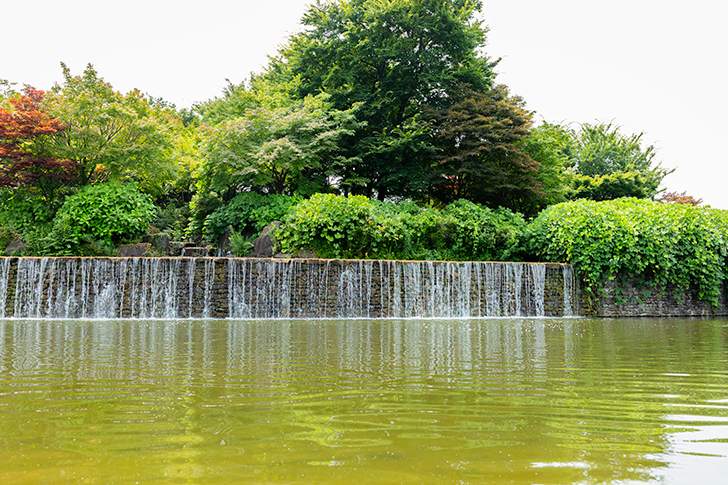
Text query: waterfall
0 257 579 319
562 265 578 316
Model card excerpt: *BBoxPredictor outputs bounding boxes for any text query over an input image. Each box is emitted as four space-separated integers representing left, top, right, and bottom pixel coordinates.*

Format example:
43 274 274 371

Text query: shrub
278 193 377 258
49 182 157 252
524 198 728 305
278 194 527 261
440 200 526 261
0 188 59 231
202 192 301 243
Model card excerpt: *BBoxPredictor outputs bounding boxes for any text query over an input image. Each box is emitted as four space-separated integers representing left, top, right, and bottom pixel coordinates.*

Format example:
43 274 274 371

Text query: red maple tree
0 87 79 198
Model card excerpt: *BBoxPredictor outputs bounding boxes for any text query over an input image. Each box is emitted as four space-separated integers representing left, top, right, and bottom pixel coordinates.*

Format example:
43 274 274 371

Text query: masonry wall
7 256 723 318
581 274 728 317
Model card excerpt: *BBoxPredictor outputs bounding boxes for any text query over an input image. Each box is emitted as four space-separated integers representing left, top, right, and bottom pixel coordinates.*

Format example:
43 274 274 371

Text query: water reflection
0 318 727 484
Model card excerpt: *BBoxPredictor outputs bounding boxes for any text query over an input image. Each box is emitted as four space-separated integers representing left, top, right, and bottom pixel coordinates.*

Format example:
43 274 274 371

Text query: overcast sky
3 0 727 208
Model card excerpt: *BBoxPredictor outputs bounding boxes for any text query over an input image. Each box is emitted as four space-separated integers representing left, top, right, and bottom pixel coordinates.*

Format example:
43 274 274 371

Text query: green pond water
0 317 727 484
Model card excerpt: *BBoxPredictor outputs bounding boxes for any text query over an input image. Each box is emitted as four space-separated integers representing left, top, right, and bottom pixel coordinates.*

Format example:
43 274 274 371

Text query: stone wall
581 274 728 317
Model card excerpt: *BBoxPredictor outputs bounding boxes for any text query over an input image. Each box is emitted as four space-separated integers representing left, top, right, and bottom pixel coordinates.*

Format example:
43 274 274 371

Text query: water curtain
1 257 578 319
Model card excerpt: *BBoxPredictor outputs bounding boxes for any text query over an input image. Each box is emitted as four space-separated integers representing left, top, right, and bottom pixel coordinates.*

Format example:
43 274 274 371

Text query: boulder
254 222 281 258
118 243 152 257
181 247 210 257
4 238 27 256
218 225 233 252
149 233 171 255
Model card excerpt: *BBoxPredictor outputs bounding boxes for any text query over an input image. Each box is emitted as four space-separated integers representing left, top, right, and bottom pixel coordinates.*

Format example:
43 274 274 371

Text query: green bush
0 188 59 231
524 198 728 305
439 200 526 261
279 193 378 258
278 194 527 261
202 192 301 243
49 182 157 252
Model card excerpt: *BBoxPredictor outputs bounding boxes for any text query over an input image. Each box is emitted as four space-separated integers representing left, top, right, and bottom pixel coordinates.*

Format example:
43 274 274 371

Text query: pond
1 317 727 484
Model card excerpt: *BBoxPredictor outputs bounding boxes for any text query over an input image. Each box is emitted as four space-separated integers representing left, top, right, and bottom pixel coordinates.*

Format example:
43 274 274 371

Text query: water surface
1 318 727 483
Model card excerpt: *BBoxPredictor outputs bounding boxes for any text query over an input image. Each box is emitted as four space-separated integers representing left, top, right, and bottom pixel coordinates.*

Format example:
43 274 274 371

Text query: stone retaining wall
581 275 728 317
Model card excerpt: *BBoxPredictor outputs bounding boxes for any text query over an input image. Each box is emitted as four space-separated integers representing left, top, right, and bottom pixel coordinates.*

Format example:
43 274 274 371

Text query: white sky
2 0 727 208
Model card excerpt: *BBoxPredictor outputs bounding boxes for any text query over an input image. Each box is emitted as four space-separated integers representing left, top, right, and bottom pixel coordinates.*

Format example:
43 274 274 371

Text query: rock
4 238 27 256
218 225 233 252
181 247 210 257
254 222 281 258
293 250 318 259
149 233 171 255
118 243 152 257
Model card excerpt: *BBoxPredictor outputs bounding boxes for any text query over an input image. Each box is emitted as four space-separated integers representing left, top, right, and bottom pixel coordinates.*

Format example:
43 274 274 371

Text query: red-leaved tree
0 87 78 199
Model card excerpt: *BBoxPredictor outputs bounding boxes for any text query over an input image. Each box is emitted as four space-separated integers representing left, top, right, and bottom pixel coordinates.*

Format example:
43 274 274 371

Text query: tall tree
426 84 543 210
266 0 496 199
200 93 361 196
565 122 672 200
45 63 174 187
0 87 78 200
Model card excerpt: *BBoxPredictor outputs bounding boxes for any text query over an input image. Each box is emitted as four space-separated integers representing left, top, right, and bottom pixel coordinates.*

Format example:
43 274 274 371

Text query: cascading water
0 257 579 319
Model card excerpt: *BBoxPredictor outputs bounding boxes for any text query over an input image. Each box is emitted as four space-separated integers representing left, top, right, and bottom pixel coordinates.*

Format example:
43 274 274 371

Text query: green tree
45 63 175 188
565 122 672 200
519 122 573 214
266 0 496 199
200 93 360 196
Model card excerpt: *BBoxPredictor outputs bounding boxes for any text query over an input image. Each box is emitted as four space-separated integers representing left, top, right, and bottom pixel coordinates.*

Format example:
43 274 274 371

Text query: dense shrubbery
47 182 157 254
277 194 526 261
202 192 301 243
525 198 728 305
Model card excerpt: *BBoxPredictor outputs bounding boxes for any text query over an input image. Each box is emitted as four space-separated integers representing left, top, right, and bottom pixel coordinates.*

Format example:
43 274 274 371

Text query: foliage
46 63 175 188
659 190 703 206
49 182 157 252
524 198 728 306
562 122 672 200
426 84 541 212
278 194 525 261
0 87 79 200
202 192 301 244
267 0 496 199
570 171 660 201
569 122 657 176
278 194 377 258
0 188 60 231
229 230 254 257
200 92 360 196
519 122 573 213
437 200 526 261
0 79 19 101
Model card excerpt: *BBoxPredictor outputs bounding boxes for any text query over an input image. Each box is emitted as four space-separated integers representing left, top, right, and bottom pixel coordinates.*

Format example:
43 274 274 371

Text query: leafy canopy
0 87 78 200
46 63 175 188
200 93 361 197
266 0 496 199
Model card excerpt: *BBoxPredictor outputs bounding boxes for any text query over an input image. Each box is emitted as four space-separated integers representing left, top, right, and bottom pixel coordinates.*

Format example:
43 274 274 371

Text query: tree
1 79 19 103
0 87 79 200
45 63 174 188
426 84 543 211
265 0 496 199
200 93 360 197
659 190 703 206
519 122 573 214
570 171 660 201
565 122 672 200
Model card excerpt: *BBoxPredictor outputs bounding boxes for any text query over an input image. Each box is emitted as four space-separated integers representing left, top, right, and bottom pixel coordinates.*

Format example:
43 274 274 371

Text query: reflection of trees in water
1 318 726 483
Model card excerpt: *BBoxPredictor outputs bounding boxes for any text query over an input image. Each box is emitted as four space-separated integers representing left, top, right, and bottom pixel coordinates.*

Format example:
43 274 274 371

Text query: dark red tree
0 87 78 198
